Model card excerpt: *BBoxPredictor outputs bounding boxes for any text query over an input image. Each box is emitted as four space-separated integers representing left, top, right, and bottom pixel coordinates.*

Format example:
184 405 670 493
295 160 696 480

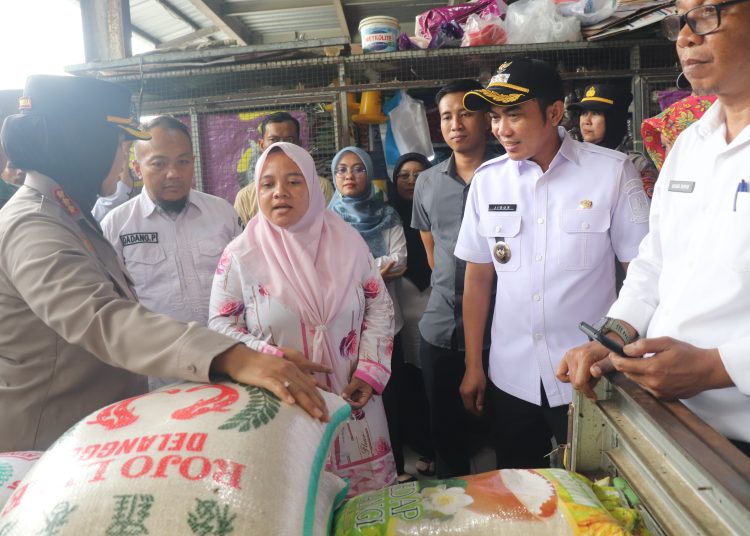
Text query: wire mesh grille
147 101 338 203
99 39 680 196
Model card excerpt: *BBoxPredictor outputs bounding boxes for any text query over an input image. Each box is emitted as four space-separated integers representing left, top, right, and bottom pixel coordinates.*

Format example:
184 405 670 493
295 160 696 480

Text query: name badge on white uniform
668 180 695 193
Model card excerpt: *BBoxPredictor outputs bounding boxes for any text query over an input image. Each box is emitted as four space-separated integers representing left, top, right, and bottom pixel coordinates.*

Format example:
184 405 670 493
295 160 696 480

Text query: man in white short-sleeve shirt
558 0 750 458
102 116 242 389
455 58 649 468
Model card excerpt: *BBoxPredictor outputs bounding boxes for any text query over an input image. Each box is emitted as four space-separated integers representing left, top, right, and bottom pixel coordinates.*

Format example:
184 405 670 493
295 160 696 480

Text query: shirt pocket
721 201 750 271
479 214 522 272
123 245 170 296
194 238 225 287
560 209 610 271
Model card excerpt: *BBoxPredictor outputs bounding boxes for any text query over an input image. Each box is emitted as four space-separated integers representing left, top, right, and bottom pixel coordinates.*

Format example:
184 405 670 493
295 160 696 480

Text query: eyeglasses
661 0 750 41
334 166 367 176
396 172 421 182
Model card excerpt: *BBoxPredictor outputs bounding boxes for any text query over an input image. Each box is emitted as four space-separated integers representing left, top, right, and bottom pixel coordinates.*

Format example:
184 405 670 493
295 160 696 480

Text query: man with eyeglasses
233 111 334 224
558 0 750 457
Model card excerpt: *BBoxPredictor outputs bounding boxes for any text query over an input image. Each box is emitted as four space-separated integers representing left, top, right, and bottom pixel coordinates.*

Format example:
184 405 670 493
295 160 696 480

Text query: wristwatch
593 317 638 345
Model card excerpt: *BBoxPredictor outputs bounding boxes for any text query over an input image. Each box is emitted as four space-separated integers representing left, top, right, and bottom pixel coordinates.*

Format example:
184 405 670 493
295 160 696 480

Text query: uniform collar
695 99 724 139
138 188 199 217
695 100 750 150
24 172 104 241
439 145 501 181
515 127 579 173
556 127 580 166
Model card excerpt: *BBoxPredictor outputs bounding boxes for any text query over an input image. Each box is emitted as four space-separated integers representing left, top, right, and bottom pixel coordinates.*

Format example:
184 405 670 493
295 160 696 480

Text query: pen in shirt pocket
733 179 748 212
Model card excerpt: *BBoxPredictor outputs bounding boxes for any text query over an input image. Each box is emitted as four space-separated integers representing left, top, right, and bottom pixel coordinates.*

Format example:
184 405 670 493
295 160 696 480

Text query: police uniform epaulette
576 141 628 162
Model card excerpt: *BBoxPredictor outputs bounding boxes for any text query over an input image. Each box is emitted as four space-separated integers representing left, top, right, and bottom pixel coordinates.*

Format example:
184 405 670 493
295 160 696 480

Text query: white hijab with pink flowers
231 142 372 390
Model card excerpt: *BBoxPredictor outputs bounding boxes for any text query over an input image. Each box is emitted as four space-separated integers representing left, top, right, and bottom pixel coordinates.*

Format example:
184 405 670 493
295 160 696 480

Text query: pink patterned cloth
208 143 396 495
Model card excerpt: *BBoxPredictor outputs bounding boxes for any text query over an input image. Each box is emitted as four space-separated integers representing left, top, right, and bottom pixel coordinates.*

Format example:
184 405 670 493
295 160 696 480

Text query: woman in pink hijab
209 143 396 495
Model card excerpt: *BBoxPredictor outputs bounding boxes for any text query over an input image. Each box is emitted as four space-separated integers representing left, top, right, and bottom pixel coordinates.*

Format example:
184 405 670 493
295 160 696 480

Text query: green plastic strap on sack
613 476 641 507
303 403 352 536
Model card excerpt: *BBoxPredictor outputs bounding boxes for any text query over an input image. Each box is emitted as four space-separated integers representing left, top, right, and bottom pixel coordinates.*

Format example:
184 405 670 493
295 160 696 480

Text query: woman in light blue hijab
328 147 403 260
329 146 415 482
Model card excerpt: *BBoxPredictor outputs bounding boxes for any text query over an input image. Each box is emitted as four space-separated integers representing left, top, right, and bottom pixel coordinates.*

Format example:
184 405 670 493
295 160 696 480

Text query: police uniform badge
490 61 513 85
53 188 80 217
490 73 510 85
579 199 593 209
586 86 596 98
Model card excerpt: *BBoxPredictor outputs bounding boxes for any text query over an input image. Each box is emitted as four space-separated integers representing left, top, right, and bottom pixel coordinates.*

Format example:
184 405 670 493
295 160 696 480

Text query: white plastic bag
555 0 617 26
382 90 434 176
461 14 508 47
506 0 581 44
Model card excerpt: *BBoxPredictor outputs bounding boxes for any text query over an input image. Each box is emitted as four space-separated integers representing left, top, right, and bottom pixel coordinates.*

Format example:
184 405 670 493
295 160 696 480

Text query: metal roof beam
131 24 161 46
153 0 201 30
224 0 332 13
156 26 218 48
332 0 350 39
184 0 252 45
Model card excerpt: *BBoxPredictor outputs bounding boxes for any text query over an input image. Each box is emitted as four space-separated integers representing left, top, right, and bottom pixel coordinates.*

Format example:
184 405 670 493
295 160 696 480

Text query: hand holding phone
579 321 627 357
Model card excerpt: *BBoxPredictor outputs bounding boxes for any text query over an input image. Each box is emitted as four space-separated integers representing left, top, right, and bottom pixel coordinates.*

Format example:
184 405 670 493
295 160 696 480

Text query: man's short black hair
435 79 484 107
536 97 557 125
260 112 300 138
144 115 191 141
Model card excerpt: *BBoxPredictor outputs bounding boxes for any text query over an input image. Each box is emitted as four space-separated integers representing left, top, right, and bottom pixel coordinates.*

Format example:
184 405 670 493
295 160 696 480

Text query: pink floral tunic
209 248 396 496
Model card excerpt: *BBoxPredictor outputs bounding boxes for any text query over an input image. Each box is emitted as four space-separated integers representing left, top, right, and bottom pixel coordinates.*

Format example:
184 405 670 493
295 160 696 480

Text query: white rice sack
0 381 350 536
0 452 42 509
333 469 630 535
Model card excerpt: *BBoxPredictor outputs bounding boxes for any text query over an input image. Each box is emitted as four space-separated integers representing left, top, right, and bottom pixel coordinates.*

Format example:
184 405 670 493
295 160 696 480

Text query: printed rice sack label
0 452 42 509
333 468 632 535
0 381 350 536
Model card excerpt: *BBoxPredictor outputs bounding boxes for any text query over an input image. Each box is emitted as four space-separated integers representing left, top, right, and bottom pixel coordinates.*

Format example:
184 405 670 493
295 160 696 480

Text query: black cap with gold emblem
17 75 150 141
566 84 633 113
463 58 564 111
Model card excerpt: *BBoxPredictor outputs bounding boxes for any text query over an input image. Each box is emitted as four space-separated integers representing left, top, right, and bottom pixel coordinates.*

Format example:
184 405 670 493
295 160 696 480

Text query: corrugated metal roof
238 7 339 33
130 0 200 44
125 0 449 47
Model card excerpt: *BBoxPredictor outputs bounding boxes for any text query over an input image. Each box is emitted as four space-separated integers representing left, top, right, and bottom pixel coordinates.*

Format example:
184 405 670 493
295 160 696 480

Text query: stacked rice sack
333 468 645 535
0 381 350 536
0 452 42 509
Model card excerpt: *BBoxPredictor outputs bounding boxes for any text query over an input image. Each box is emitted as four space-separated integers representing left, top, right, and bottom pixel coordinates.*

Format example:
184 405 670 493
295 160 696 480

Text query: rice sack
0 381 350 536
0 452 42 509
333 468 633 535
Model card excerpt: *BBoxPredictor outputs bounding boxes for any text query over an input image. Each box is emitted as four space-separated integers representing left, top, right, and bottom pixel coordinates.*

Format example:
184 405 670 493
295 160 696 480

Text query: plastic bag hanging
381 90 434 178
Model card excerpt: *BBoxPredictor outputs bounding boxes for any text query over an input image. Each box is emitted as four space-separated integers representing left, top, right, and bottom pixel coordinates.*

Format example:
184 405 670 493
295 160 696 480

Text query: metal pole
189 107 204 192
80 0 132 62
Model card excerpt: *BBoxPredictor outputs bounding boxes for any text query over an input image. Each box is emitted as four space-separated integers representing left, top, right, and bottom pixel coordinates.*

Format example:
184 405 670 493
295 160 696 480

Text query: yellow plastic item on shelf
352 91 388 124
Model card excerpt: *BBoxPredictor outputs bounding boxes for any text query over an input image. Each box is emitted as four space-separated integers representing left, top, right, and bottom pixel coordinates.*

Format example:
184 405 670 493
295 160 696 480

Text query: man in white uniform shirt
558 0 750 457
455 58 649 468
102 115 242 389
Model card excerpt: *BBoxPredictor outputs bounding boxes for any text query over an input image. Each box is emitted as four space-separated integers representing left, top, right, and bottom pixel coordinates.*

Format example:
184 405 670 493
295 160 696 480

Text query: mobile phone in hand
579 321 627 357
